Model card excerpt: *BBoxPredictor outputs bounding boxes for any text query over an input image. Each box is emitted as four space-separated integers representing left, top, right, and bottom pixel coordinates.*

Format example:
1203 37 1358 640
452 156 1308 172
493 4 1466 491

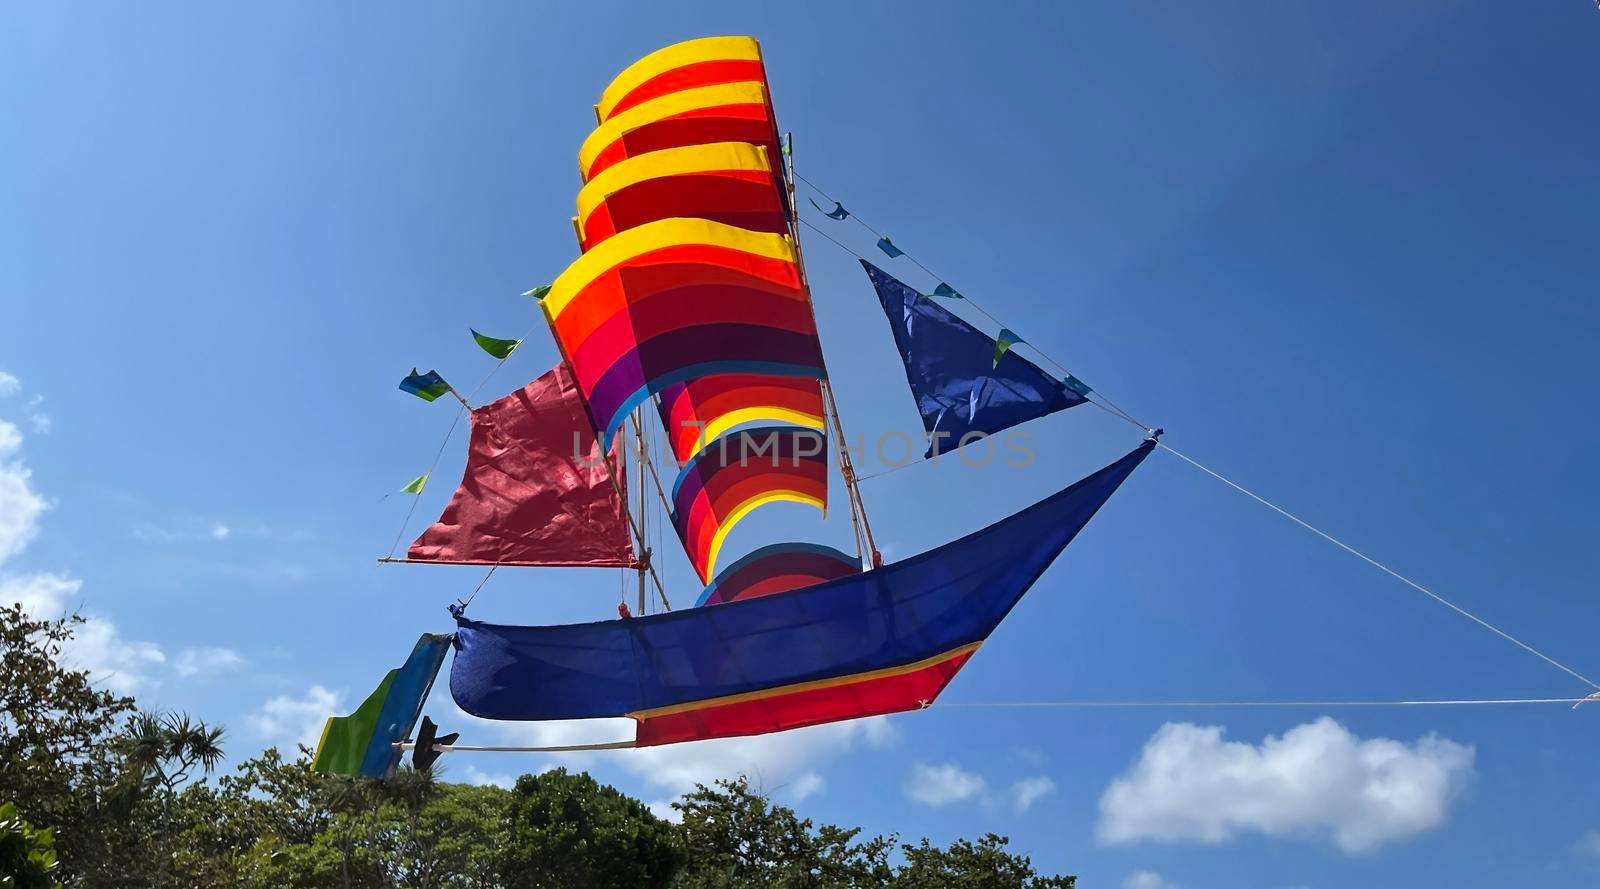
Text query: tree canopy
0 604 1074 888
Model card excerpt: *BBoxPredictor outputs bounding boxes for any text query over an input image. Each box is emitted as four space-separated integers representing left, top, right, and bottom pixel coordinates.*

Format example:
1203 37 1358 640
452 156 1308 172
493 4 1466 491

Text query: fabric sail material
669 426 830 584
542 35 838 583
450 440 1152 746
863 260 1088 458
313 633 452 777
408 362 636 567
696 542 861 607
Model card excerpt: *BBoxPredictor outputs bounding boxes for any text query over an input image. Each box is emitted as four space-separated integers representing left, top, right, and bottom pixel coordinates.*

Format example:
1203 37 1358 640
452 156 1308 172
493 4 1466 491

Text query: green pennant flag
471 329 521 360
399 369 452 402
399 473 429 495
993 328 1023 368
522 284 552 300
930 282 963 299
1062 374 1093 397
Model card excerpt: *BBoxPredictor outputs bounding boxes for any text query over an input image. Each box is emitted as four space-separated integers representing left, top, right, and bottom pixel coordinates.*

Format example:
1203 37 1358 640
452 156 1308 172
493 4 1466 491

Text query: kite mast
783 132 880 566
632 407 650 615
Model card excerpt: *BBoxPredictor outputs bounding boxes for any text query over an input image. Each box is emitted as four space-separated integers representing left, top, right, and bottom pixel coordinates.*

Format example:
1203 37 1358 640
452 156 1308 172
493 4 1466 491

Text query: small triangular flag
399 369 452 402
471 329 521 360
993 329 1023 368
399 473 429 495
929 282 963 300
808 197 850 220
1062 374 1093 397
522 284 552 300
876 236 904 258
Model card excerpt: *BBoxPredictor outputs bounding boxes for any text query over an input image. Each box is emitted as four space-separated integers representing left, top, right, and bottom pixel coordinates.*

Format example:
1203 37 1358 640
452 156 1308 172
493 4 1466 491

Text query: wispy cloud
904 762 986 807
1124 871 1181 889
0 372 19 398
1009 775 1056 813
174 646 246 678
1576 829 1600 857
0 419 49 564
1097 718 1474 854
248 685 342 752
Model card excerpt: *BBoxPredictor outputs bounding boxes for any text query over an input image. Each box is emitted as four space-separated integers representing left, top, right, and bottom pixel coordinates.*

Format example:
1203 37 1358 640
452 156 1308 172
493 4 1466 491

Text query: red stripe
582 171 787 248
634 648 977 746
588 109 776 179
605 60 770 119
553 248 804 351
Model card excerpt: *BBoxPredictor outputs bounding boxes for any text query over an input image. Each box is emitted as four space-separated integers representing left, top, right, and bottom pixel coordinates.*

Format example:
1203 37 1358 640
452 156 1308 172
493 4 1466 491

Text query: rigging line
457 565 498 612
383 316 543 560
936 697 1596 709
801 206 1598 696
1156 441 1600 692
386 404 466 559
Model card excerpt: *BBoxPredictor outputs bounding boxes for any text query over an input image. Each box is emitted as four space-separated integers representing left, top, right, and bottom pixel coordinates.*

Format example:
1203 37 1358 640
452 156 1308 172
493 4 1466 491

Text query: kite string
1155 442 1600 691
796 185 1600 694
400 695 1600 756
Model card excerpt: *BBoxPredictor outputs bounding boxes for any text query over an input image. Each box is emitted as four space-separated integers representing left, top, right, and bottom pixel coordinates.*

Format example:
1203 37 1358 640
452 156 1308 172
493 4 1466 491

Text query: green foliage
673 777 893 888
895 835 1074 889
0 801 60 889
0 603 1077 888
501 767 684 889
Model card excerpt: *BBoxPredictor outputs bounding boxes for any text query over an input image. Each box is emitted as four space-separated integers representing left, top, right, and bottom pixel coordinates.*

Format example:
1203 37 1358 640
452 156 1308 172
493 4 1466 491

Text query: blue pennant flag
808 198 850 221
861 260 1087 458
1062 374 1093 397
876 236 904 258
399 369 452 403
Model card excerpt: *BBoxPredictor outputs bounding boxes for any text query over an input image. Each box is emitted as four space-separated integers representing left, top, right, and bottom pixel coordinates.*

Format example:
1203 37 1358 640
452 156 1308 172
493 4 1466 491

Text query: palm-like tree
117 710 225 794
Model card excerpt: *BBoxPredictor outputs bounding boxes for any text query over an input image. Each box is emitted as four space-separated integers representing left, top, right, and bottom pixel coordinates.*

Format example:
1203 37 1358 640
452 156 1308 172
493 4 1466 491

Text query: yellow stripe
310 716 335 770
545 217 795 319
693 407 825 457
597 36 762 122
704 490 826 581
628 642 984 721
576 142 771 237
579 81 769 179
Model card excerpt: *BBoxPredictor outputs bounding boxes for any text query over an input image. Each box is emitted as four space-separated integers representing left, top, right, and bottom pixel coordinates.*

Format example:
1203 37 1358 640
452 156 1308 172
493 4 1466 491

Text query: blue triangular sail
861 260 1088 458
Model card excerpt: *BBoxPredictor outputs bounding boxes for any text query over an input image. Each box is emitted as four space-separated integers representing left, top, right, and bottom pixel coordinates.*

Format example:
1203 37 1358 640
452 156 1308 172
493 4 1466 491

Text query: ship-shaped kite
315 36 1149 776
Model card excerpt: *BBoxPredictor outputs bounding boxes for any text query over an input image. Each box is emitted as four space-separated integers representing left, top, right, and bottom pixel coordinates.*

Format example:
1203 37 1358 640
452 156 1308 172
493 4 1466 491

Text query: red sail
408 363 637 567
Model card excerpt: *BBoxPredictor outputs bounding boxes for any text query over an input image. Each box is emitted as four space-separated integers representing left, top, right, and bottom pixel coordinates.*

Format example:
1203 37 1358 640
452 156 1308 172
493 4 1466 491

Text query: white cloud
1124 871 1181 889
0 372 19 398
67 614 167 694
1097 717 1474 854
24 396 49 434
249 685 342 751
457 765 518 789
1576 829 1600 856
3 571 167 693
904 762 986 807
0 417 169 693
174 646 246 678
788 772 825 802
0 420 49 564
1010 775 1057 813
0 570 79 616
210 524 231 540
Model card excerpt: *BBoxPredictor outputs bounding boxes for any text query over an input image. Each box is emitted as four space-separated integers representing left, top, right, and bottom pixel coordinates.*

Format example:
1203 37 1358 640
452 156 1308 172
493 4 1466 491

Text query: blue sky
3 2 1598 886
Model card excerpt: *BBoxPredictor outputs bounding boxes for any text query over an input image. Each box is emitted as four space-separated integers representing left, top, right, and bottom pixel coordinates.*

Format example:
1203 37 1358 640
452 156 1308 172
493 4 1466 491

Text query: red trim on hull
633 648 976 746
